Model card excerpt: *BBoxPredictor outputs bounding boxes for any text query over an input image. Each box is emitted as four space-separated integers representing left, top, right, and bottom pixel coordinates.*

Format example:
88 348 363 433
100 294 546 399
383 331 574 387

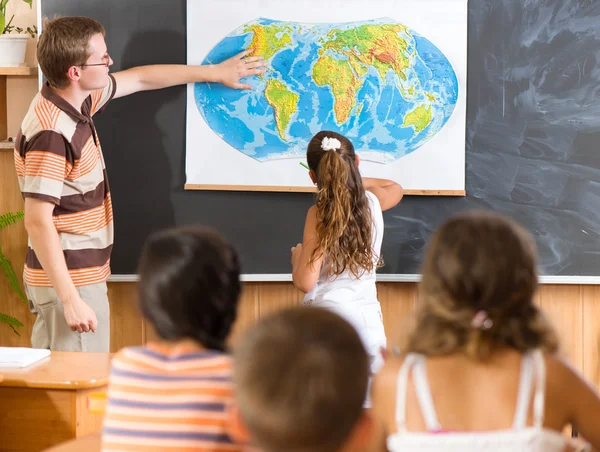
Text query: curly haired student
372 211 600 451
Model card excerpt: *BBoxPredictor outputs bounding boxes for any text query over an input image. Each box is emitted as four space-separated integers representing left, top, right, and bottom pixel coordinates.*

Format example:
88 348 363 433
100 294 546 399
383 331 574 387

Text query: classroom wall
0 4 598 392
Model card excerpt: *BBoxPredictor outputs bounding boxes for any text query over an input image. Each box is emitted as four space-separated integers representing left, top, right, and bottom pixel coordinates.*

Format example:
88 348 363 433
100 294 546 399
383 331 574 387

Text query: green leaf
0 211 24 231
0 0 8 11
0 210 27 333
0 12 5 34
0 312 24 336
3 13 14 33
0 247 27 304
22 0 32 8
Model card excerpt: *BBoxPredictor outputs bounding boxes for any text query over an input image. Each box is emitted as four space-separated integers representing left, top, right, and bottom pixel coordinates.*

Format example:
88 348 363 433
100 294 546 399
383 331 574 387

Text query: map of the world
194 18 459 164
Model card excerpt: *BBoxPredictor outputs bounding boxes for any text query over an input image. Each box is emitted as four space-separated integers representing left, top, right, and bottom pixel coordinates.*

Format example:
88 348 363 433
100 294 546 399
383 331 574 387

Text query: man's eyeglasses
80 54 111 68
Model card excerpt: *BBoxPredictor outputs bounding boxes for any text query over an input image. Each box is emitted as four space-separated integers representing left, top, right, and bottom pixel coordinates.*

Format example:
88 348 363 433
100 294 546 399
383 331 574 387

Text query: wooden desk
0 351 111 452
44 432 101 452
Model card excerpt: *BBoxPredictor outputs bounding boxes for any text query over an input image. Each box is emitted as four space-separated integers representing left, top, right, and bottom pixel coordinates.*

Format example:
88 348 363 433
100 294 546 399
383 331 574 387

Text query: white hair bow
321 137 341 151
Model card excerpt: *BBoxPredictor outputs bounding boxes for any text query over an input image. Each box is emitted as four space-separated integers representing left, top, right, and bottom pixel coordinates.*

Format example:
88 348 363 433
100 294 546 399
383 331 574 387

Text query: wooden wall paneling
257 282 303 318
538 284 584 370
142 318 161 345
107 282 143 352
228 283 260 346
582 286 600 387
532 288 542 308
377 282 418 351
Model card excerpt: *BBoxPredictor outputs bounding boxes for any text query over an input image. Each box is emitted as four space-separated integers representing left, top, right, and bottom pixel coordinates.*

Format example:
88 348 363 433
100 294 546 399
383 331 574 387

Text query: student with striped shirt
102 226 243 451
15 16 266 351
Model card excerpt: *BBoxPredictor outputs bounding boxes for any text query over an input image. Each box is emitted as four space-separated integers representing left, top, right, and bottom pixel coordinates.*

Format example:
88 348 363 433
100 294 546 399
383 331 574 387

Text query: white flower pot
0 34 29 67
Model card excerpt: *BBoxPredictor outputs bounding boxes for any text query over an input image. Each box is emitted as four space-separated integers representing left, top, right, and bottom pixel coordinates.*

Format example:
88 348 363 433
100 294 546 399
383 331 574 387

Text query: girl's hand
291 243 303 269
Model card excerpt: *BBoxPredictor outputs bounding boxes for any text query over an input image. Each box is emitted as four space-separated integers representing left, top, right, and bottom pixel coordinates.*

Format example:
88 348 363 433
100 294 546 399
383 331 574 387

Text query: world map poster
185 0 467 194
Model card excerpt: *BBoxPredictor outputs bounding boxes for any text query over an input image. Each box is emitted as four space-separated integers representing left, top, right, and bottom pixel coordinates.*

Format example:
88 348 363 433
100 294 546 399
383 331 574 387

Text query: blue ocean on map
194 18 459 163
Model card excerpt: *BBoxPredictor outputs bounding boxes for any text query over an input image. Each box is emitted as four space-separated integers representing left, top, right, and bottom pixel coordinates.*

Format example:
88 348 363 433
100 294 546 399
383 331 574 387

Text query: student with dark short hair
101 227 243 451
230 307 374 452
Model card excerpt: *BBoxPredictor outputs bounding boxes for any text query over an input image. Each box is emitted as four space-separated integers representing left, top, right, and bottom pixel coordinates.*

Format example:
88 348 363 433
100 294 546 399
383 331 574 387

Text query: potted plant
0 210 27 335
0 0 37 67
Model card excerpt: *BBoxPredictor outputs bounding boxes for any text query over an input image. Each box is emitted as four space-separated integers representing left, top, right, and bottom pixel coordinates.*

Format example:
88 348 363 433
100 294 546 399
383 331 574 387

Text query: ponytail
307 131 377 278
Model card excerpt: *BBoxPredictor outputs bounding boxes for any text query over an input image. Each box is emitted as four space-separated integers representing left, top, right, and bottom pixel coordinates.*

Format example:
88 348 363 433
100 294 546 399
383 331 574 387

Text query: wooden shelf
0 66 37 76
0 67 37 141
0 141 14 150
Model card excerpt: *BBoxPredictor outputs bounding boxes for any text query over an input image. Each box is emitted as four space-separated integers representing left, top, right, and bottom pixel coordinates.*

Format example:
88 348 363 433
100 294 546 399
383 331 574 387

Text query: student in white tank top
371 211 600 451
291 131 403 406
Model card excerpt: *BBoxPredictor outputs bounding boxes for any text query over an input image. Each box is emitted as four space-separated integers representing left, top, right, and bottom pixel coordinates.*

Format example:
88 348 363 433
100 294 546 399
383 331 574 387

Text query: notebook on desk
0 347 50 368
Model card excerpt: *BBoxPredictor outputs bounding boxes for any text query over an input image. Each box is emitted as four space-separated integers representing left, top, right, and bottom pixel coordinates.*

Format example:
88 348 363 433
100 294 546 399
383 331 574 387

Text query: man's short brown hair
37 16 105 89
233 307 370 452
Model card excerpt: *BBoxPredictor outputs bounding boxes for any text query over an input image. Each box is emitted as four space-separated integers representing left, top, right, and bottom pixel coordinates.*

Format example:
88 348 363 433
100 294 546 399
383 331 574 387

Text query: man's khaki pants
25 282 110 352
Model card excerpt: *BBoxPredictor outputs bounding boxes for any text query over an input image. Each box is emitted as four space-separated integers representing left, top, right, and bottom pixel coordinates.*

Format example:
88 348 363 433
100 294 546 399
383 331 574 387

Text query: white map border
186 0 467 192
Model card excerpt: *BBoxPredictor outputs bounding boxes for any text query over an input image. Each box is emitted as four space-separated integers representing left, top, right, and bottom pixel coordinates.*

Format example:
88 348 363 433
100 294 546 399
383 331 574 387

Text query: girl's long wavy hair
306 131 379 278
405 211 559 360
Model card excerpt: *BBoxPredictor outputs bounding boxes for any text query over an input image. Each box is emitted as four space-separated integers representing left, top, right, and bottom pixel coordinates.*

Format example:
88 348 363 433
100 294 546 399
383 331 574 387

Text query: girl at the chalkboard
291 130 403 406
371 211 600 451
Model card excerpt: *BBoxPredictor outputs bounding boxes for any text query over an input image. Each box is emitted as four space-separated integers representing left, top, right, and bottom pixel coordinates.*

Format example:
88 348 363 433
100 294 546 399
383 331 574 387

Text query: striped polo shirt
14 75 116 287
102 343 242 451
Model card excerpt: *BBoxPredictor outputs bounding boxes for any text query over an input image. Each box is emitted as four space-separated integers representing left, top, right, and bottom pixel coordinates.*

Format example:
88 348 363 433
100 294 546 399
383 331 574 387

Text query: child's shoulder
543 352 583 392
112 345 146 360
111 345 234 377
110 345 157 367
543 352 578 379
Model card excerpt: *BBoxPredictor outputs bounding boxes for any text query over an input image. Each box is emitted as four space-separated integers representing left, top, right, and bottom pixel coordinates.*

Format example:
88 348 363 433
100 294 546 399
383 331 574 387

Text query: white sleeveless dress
387 350 569 451
303 191 385 406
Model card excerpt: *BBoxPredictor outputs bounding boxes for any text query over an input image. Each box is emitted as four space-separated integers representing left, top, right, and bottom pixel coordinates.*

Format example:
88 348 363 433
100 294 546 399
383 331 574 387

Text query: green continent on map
312 55 364 124
321 24 411 82
402 104 432 134
264 79 299 140
244 23 294 60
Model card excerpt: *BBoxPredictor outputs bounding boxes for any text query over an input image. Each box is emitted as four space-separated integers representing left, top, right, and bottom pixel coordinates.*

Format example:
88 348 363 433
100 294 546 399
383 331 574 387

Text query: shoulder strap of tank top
532 350 547 428
412 357 442 431
394 353 419 433
512 351 535 429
